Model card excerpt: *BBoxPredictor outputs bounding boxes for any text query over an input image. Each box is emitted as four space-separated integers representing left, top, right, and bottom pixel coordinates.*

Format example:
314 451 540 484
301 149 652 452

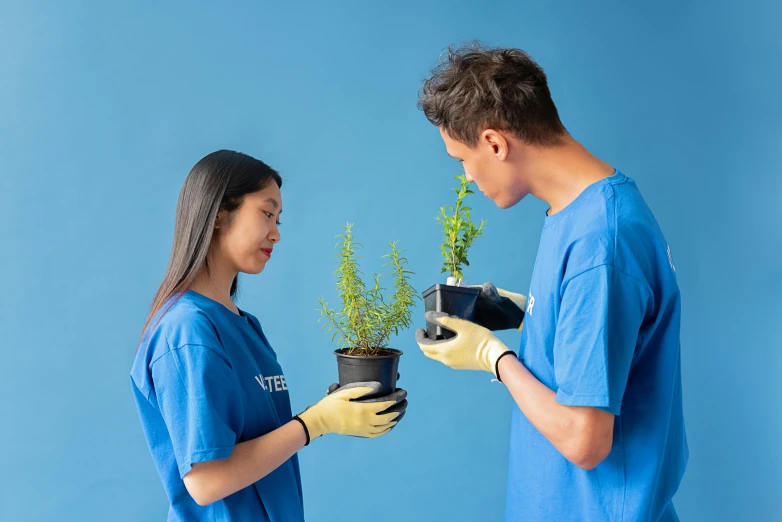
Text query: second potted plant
422 173 486 340
318 223 418 397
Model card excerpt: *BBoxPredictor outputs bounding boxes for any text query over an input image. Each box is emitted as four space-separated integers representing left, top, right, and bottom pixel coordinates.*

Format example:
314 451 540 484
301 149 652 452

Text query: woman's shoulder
131 293 227 399
139 293 225 362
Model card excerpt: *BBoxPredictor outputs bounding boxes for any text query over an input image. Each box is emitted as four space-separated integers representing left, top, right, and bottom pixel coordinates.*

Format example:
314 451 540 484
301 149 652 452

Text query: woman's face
214 183 282 275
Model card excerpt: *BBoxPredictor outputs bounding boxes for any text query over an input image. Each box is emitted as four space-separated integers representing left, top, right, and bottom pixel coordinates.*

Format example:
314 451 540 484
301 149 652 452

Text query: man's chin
493 191 527 209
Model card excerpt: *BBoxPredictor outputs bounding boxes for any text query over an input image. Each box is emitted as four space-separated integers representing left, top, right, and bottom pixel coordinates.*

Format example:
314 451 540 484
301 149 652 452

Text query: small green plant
317 223 418 355
437 173 486 283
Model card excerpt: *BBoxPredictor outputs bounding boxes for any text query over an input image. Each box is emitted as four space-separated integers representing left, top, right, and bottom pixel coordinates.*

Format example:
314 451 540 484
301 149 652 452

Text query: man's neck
524 135 616 216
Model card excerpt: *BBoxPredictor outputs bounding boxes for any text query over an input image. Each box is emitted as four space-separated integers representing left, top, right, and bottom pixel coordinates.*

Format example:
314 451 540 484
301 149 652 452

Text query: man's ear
481 128 509 161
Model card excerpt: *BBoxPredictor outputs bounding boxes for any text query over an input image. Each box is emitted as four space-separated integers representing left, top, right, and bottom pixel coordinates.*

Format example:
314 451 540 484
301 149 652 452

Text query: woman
130 150 407 521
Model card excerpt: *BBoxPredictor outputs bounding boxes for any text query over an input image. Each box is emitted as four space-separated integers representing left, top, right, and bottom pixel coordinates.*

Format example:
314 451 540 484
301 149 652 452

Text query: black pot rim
422 283 481 297
334 348 403 359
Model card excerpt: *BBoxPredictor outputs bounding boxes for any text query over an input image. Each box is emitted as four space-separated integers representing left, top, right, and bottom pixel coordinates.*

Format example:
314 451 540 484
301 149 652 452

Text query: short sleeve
553 264 649 415
151 344 245 478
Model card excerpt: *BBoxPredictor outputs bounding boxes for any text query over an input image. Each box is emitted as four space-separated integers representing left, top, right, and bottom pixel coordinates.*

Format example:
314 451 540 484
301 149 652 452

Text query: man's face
439 127 529 209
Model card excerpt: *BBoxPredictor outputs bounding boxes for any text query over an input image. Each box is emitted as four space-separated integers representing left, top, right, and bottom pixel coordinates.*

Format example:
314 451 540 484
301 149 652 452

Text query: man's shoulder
554 195 661 282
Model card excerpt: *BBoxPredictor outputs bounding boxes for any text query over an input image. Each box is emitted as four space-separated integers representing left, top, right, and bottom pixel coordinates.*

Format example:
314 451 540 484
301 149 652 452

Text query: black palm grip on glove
327 381 408 427
473 282 525 331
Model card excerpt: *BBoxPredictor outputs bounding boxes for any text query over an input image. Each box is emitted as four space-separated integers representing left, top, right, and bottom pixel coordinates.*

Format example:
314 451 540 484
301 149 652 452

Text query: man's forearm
498 355 614 469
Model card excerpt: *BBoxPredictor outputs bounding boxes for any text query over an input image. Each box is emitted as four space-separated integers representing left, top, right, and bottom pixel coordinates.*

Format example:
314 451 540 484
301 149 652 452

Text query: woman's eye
264 211 282 226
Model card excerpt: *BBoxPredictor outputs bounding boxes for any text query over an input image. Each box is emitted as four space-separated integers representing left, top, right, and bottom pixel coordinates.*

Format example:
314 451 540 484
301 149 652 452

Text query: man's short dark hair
418 43 567 147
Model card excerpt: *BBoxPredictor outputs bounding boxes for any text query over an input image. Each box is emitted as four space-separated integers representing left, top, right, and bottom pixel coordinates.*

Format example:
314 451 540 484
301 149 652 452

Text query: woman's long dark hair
139 150 282 344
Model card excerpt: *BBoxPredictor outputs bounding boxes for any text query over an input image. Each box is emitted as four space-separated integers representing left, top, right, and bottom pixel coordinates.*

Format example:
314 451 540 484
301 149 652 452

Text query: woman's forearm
183 420 307 506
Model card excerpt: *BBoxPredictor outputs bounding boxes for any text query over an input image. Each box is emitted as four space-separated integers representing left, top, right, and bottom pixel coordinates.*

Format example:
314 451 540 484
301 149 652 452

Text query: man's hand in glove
471 282 527 331
416 311 517 381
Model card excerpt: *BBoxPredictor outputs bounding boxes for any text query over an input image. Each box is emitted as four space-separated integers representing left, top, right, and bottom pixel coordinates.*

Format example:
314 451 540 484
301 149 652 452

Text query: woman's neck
190 258 239 314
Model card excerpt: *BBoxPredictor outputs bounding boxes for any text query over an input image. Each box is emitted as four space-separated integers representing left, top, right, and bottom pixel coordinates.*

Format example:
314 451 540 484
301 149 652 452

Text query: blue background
1 1 780 520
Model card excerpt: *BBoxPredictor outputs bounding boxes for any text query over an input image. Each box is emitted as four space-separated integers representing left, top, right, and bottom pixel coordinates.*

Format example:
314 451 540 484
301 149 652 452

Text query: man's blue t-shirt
130 290 305 522
506 171 688 521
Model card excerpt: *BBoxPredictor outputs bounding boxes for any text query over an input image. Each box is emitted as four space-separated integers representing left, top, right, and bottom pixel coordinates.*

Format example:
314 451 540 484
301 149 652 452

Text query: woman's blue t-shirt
130 290 304 522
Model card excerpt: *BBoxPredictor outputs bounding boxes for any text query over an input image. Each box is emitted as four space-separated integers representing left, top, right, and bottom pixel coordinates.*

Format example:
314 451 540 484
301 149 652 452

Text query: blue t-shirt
506 171 688 521
130 290 305 522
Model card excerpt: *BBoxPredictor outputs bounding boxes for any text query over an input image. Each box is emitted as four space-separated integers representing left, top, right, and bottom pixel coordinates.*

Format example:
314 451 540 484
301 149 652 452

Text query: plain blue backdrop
1 1 780 521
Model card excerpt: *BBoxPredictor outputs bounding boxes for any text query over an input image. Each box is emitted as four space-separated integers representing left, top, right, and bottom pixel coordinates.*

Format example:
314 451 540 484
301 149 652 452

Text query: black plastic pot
335 348 402 397
422 283 481 340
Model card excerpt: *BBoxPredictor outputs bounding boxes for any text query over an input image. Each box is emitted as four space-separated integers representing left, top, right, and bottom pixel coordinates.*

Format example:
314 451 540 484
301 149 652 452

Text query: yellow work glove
496 288 527 316
293 382 402 445
415 311 517 381
470 282 527 331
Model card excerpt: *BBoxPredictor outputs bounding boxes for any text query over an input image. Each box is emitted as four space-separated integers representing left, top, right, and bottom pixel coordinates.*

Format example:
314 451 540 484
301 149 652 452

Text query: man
415 45 688 521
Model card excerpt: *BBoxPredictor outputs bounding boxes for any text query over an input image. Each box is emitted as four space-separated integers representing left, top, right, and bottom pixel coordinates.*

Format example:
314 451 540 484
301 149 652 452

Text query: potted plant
317 223 418 397
422 173 486 339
